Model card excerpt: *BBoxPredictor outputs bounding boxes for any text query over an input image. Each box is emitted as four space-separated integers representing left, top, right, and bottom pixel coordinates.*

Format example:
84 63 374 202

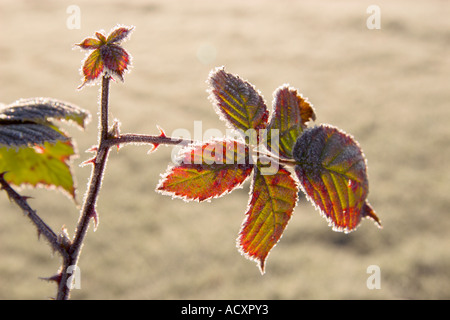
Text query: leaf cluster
157 67 381 272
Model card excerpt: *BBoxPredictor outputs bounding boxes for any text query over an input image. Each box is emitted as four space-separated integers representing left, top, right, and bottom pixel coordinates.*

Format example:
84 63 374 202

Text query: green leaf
0 98 90 199
293 124 380 232
157 140 253 201
0 140 77 199
238 166 298 274
208 67 269 132
266 86 316 159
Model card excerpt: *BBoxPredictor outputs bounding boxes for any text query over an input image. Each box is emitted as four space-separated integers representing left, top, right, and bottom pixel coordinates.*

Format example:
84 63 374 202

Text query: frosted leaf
0 123 68 148
1 97 90 129
0 98 90 148
293 124 380 232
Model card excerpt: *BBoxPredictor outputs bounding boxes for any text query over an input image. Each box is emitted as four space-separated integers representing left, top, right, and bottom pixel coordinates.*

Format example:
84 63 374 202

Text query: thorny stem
57 75 112 300
105 135 297 167
105 133 192 148
0 174 69 259
56 77 194 299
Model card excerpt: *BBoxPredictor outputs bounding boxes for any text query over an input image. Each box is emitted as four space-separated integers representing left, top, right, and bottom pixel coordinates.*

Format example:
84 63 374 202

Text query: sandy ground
0 0 449 299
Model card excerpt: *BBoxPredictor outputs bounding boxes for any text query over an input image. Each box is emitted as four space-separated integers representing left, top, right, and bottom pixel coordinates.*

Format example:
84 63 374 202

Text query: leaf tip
236 238 268 275
80 157 97 167
259 261 266 275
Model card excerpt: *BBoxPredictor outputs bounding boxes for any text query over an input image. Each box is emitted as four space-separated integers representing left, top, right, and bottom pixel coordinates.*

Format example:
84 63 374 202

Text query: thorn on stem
57 225 72 250
81 157 97 167
148 125 167 154
86 146 98 153
90 210 99 232
20 195 34 201
109 119 121 151
40 273 62 284
0 171 8 180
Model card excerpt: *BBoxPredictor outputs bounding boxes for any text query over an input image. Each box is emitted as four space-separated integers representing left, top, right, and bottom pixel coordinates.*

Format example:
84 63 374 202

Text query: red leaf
101 44 130 81
157 140 253 201
95 32 107 43
77 37 101 49
266 86 316 159
238 166 298 274
208 67 269 132
293 124 380 232
77 25 133 87
106 26 134 44
80 49 104 86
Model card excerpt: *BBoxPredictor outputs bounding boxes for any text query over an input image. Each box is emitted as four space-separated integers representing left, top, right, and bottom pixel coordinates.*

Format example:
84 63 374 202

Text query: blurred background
0 0 449 299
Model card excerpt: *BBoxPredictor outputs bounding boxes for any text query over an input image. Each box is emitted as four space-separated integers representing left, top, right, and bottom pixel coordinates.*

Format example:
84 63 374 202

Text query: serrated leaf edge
293 123 378 233
237 166 299 274
2 97 91 130
207 66 268 132
0 140 79 202
155 138 254 202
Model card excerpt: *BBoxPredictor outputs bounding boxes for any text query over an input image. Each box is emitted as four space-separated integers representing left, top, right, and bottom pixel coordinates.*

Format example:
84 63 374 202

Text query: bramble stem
57 75 112 300
106 134 297 167
0 174 68 259
100 75 109 142
55 77 193 300
106 133 192 148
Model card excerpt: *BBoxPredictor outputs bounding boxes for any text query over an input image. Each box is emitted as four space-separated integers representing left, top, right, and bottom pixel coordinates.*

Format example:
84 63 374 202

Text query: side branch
0 173 68 259
107 134 298 168
105 133 193 148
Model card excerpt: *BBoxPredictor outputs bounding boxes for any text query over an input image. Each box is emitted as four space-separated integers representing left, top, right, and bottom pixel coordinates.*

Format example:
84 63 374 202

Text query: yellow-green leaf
238 166 298 274
0 140 77 199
